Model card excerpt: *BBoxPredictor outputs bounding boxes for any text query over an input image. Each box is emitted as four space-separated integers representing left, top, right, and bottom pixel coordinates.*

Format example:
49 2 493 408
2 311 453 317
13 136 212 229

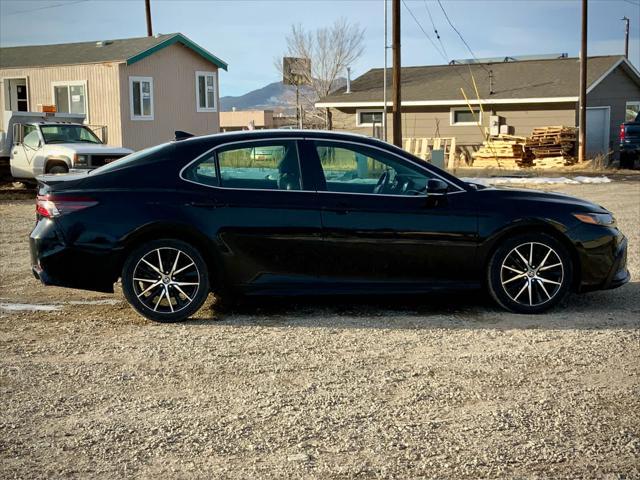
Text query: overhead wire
2 0 90 17
423 0 449 60
401 0 476 93
436 0 491 74
401 0 447 61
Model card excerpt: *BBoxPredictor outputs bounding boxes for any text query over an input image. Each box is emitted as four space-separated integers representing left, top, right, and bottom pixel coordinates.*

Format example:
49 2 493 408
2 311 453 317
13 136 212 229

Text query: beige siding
119 43 220 151
588 65 640 152
493 104 576 135
0 63 122 144
331 103 576 145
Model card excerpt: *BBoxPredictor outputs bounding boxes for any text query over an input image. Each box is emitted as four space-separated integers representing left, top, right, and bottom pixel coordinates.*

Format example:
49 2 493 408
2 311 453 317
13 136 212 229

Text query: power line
423 0 449 60
622 0 639 6
401 0 447 61
402 0 476 92
2 0 90 17
436 0 491 74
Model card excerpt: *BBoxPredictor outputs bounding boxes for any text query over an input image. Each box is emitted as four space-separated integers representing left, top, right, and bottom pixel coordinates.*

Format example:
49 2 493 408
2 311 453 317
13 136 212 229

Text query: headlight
74 154 89 166
573 212 615 226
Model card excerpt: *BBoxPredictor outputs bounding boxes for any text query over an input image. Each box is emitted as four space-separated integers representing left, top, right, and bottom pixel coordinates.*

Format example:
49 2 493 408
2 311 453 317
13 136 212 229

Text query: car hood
46 143 133 155
475 186 608 213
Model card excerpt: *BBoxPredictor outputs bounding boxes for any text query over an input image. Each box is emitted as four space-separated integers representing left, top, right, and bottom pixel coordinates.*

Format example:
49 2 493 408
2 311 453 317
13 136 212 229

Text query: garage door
586 107 610 156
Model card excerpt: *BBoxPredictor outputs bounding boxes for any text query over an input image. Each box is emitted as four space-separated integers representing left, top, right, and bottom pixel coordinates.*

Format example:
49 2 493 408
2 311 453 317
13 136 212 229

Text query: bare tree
278 18 365 130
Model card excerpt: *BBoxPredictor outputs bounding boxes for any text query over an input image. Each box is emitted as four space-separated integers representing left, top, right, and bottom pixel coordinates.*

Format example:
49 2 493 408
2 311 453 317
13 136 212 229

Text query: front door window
314 141 435 196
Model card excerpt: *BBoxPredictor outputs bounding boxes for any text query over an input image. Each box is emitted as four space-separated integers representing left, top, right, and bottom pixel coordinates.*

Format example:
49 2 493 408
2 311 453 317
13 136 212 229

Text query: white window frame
3 76 30 112
51 80 88 121
356 109 384 127
626 100 640 121
129 76 154 121
450 107 482 126
195 71 217 112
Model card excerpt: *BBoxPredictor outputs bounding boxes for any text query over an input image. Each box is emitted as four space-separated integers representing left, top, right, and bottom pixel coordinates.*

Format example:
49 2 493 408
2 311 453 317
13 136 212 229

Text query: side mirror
427 178 449 194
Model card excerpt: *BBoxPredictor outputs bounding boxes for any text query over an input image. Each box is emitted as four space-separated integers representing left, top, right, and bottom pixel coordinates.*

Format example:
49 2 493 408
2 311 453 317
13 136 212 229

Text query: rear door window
185 140 304 191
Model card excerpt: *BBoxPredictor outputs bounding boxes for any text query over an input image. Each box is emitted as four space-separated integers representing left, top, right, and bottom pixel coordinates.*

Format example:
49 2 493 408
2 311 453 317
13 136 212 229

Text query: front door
10 124 40 178
182 139 323 291
308 140 478 290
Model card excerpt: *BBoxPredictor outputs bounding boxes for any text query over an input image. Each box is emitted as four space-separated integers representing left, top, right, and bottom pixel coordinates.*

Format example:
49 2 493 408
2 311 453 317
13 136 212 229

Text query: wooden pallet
532 155 577 169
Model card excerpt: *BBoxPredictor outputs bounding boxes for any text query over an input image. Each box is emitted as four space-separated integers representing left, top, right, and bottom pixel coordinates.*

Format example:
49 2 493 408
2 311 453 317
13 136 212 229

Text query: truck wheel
619 152 635 169
47 163 69 174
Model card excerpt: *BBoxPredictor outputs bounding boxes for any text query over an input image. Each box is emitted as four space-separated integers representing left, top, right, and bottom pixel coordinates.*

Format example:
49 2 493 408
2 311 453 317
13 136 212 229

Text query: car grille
89 155 126 167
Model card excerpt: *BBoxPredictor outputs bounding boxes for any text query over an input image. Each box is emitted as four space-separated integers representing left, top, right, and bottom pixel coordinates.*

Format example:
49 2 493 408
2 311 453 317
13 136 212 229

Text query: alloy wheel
132 247 201 314
500 242 564 307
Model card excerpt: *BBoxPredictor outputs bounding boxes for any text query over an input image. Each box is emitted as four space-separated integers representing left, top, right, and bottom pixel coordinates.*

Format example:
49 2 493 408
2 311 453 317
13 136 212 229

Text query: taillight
36 195 98 218
620 124 625 141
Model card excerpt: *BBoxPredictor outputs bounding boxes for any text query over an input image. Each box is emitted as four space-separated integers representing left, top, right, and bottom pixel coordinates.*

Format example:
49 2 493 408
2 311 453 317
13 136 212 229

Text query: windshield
40 124 102 144
89 143 169 174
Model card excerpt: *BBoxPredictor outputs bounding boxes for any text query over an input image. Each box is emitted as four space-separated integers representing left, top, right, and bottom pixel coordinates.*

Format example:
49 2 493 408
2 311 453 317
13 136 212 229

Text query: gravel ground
1 181 639 479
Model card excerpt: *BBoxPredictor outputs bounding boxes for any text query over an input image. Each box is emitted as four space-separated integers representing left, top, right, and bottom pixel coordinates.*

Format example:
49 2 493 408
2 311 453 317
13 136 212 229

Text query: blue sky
1 0 638 97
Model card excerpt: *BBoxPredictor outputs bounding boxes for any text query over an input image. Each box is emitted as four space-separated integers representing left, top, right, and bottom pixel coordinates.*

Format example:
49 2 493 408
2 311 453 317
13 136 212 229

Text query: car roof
174 129 380 150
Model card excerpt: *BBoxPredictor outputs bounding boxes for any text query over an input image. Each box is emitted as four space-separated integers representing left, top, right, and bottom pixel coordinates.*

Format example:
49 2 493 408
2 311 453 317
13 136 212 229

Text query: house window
626 101 640 122
356 109 384 127
450 107 482 126
129 76 154 121
196 71 217 112
52 81 87 117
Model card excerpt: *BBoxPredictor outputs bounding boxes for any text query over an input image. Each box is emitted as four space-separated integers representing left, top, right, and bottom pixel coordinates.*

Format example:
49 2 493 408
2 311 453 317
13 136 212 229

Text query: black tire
47 163 69 174
619 152 636 169
487 233 573 314
122 239 209 322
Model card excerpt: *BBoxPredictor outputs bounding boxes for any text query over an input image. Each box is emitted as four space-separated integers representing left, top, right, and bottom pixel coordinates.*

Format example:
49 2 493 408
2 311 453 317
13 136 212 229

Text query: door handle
329 202 350 215
189 201 218 208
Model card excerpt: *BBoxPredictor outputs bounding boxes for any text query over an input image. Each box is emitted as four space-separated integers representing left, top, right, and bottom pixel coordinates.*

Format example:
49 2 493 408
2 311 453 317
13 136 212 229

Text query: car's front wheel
122 239 209 322
487 233 573 314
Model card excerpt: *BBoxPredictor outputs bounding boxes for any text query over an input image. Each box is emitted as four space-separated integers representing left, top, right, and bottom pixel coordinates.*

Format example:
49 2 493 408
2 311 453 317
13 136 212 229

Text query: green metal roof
0 33 228 71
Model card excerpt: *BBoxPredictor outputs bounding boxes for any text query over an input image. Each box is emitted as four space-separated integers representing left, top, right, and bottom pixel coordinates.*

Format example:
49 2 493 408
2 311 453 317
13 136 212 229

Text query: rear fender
118 222 225 288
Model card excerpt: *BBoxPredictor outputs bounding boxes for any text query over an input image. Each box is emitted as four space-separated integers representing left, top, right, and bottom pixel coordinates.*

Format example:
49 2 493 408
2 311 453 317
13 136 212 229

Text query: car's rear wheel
487 233 573 314
122 239 209 322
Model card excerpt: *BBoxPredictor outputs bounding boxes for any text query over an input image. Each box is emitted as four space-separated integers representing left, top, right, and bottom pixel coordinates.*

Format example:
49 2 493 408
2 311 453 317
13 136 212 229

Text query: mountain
220 79 346 112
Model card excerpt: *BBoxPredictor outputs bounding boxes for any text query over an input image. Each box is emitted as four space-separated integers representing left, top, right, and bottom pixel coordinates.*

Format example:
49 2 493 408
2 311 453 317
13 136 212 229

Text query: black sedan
30 130 629 322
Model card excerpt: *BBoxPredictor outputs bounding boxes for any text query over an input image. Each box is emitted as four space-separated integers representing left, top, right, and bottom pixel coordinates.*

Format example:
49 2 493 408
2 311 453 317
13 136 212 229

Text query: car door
182 138 323 291
10 124 40 178
308 139 479 289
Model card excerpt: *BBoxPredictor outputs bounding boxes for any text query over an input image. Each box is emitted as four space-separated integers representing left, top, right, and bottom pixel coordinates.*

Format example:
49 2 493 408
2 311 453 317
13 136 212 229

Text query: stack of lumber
526 126 577 167
472 138 533 169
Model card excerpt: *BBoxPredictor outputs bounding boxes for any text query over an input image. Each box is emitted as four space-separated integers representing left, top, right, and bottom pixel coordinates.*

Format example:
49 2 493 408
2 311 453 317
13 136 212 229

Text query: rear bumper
30 218 117 293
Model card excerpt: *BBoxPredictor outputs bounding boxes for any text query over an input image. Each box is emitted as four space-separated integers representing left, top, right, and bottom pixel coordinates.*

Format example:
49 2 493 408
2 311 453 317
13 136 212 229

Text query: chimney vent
346 67 352 94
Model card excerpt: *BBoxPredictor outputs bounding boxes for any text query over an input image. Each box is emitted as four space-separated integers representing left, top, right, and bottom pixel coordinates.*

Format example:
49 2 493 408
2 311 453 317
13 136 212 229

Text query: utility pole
622 16 629 59
145 0 153 37
383 0 388 142
578 0 587 163
392 0 402 148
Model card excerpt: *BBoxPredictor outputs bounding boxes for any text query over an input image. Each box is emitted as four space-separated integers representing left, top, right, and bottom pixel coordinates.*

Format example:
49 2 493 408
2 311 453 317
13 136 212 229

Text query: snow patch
463 176 612 186
67 299 120 306
0 303 60 312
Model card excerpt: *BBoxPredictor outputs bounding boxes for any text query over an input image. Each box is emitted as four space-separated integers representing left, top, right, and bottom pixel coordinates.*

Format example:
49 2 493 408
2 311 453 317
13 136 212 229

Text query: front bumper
570 224 631 293
599 236 630 290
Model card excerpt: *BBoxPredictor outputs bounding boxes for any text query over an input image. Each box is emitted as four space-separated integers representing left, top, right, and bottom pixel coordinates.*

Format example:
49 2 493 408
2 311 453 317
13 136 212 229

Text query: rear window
625 125 640 136
89 143 169 175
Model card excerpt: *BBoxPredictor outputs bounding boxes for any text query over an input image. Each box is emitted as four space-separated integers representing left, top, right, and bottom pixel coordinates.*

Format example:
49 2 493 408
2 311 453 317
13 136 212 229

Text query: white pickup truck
1 112 132 180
